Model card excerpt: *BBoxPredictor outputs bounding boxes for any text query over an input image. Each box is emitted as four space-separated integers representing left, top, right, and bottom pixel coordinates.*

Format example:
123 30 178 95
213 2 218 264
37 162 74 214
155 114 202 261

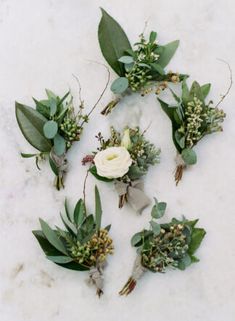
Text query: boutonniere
98 8 186 115
158 72 231 184
119 198 206 295
33 186 114 297
16 71 109 190
82 127 160 213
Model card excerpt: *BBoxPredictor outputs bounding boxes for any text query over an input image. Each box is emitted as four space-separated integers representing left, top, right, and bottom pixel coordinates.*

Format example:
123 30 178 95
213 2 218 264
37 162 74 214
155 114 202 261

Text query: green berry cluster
70 229 114 266
204 106 225 134
142 223 189 272
185 96 204 148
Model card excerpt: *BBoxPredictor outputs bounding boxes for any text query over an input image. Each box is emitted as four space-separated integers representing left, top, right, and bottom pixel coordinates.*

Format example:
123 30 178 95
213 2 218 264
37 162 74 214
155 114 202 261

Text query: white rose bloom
94 146 132 179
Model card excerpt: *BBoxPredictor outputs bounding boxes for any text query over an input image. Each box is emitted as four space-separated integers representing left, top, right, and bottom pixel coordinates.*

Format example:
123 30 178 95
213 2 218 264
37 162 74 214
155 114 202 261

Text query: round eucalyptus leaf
181 148 197 165
43 120 58 139
111 77 129 94
118 55 134 64
53 134 66 156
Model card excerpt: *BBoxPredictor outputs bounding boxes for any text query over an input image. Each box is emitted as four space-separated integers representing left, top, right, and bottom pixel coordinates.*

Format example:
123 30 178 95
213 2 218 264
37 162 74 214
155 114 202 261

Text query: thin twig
72 73 83 107
83 168 90 211
215 59 233 108
141 121 152 136
85 60 111 119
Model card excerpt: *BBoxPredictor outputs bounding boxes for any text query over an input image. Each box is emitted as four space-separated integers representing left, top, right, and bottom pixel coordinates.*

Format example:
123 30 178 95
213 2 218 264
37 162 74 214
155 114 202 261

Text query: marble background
0 0 235 320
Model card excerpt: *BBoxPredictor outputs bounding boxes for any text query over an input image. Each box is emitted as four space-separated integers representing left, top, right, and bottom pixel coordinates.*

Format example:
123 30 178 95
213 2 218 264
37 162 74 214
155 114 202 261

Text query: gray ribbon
50 149 68 175
131 255 146 281
87 263 105 296
175 152 186 167
114 180 151 214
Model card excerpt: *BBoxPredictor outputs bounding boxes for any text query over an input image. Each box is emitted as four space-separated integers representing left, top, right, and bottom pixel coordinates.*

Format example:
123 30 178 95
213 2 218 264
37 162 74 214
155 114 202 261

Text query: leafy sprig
98 8 185 114
33 186 113 297
119 199 206 295
158 79 226 184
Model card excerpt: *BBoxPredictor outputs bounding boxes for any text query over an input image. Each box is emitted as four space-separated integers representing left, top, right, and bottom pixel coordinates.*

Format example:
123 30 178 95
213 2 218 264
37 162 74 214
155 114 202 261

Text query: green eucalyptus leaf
128 165 146 180
151 201 167 219
43 120 58 139
46 255 73 264
150 220 161 235
201 83 211 99
151 63 165 75
118 55 134 64
149 31 157 43
98 8 132 76
124 62 134 72
74 199 85 227
181 148 197 165
49 98 57 117
56 261 89 271
95 186 102 231
111 77 129 94
157 40 179 68
53 134 66 156
131 232 142 247
177 253 192 270
33 98 50 118
15 102 52 152
189 81 204 102
39 219 67 255
138 63 151 69
188 228 206 255
60 213 77 236
89 166 114 182
45 89 58 100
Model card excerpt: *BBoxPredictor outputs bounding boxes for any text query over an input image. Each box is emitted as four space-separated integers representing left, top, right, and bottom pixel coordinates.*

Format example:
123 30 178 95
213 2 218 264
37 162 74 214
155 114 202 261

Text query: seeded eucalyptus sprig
158 78 228 184
98 8 186 115
33 186 113 297
82 127 160 213
16 70 109 190
119 199 206 295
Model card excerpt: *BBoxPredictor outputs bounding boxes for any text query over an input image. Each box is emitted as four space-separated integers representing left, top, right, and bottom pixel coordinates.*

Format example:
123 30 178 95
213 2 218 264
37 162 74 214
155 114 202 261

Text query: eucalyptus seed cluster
204 106 225 134
60 110 88 149
184 96 204 148
142 224 189 272
70 229 114 266
125 34 159 92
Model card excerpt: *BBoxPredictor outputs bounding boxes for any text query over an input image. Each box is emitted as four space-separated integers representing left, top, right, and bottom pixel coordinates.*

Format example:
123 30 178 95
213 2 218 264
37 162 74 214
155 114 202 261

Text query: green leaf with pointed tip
157 40 179 68
64 199 73 222
151 63 165 75
182 78 190 105
98 8 132 76
60 213 77 236
21 153 38 158
181 148 197 165
74 199 85 227
188 228 206 255
89 166 114 182
111 77 129 94
149 31 157 43
49 98 57 116
201 83 211 99
104 224 111 232
56 261 89 271
158 98 182 153
53 134 66 156
32 230 63 256
95 186 102 231
43 120 58 139
46 255 73 264
189 81 204 102
49 156 59 176
39 219 67 255
15 102 52 152
45 89 58 100
175 131 185 149
33 98 50 118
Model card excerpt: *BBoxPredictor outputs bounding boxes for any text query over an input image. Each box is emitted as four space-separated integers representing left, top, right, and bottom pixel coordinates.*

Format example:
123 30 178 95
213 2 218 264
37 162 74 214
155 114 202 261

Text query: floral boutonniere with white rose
82 127 160 213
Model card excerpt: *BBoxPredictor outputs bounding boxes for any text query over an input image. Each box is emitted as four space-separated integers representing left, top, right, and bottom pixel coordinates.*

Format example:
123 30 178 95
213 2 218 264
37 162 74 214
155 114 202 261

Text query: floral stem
101 98 121 115
119 277 137 296
118 193 128 209
175 165 185 186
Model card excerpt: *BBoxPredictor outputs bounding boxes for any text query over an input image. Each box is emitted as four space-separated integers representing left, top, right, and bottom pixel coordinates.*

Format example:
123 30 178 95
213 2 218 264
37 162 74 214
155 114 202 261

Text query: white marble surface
0 0 235 320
